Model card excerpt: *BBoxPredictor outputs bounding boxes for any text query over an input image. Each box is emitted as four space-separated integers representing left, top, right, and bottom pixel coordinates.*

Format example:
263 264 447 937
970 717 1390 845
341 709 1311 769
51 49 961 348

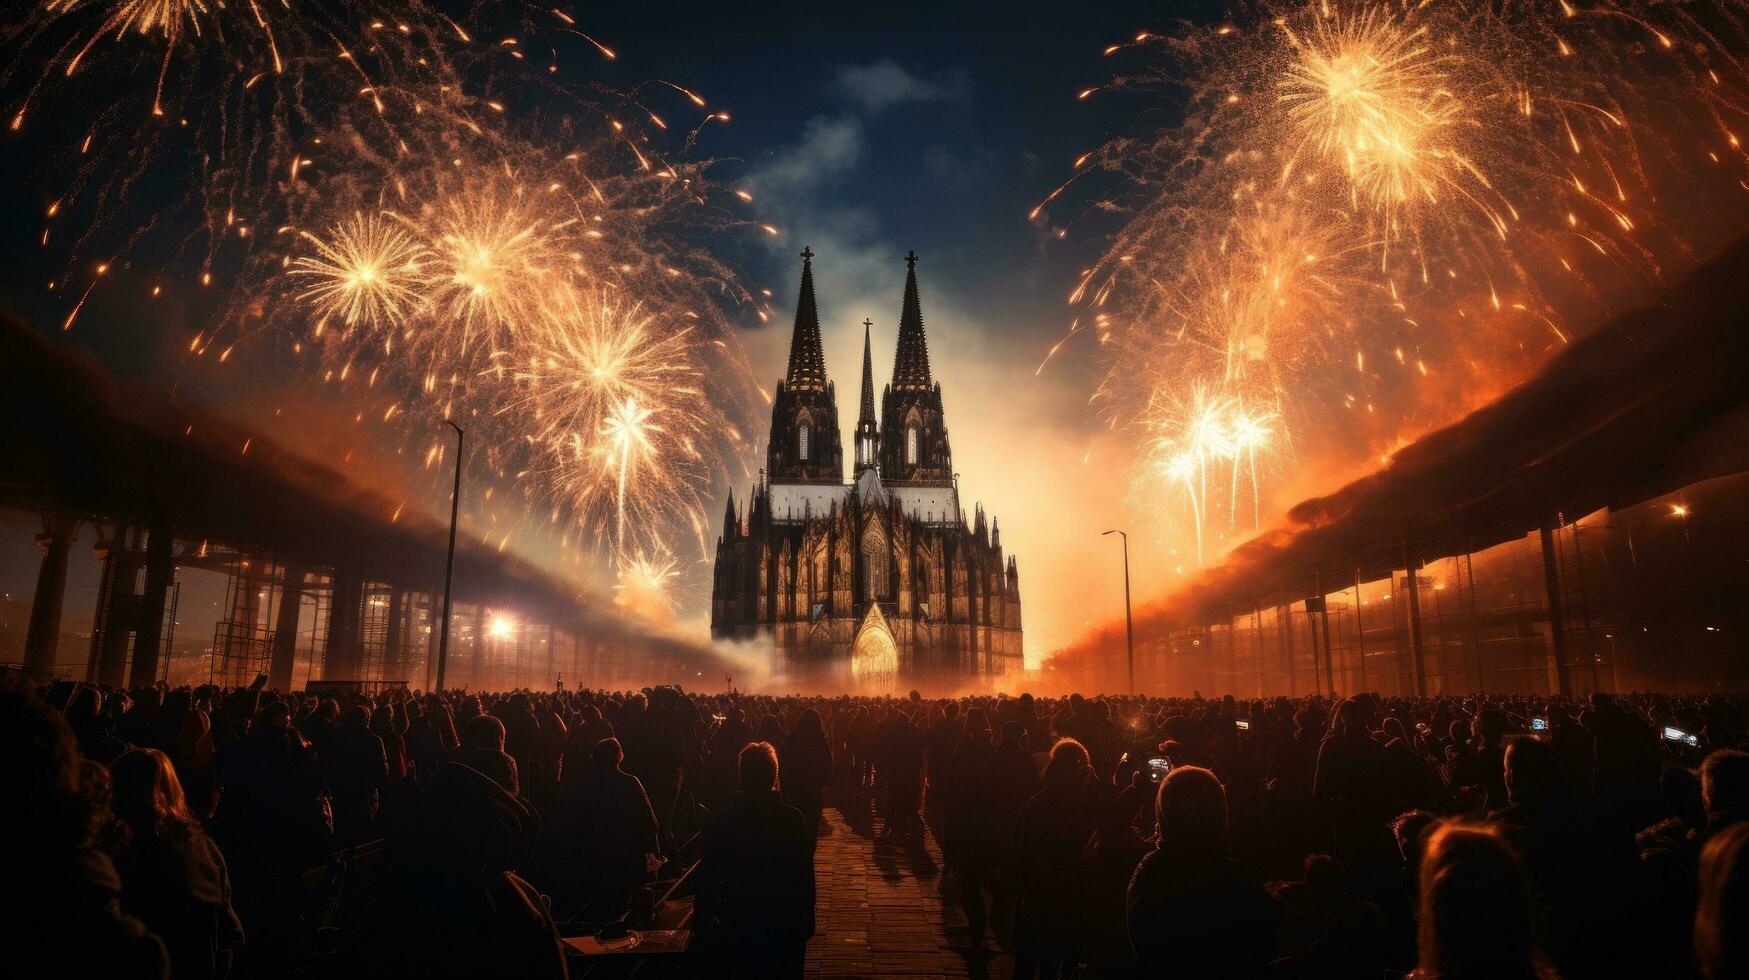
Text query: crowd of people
6 673 1749 979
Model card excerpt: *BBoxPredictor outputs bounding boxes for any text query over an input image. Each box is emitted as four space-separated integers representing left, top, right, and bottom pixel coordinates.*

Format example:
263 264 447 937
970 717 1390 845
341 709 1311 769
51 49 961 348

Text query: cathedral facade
710 249 1023 690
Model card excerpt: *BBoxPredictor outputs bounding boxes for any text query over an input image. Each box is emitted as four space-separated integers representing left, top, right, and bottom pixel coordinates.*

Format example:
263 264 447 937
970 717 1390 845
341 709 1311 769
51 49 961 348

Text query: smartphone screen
1234 719 1251 731
1663 725 1698 747
1147 757 1171 783
1530 716 1548 732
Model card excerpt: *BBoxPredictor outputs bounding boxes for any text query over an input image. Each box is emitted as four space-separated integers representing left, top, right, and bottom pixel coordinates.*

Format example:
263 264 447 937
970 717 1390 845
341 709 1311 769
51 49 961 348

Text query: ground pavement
805 796 1015 980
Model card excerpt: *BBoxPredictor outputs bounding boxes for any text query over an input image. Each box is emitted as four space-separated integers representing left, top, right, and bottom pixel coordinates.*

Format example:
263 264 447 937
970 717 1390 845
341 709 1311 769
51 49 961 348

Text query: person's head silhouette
1696 821 1749 979
1416 823 1542 980
740 741 779 793
1155 765 1226 848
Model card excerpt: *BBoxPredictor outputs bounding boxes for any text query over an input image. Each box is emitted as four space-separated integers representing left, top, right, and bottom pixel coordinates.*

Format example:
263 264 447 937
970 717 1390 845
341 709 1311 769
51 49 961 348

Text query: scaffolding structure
210 557 280 688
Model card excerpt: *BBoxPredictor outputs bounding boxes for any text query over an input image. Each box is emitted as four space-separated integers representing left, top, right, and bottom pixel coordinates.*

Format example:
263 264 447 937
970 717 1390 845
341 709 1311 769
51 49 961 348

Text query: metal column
23 513 76 681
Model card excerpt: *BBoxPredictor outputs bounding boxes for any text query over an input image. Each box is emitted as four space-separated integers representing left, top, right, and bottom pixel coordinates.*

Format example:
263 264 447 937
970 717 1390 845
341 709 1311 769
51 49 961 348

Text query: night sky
1 0 1232 663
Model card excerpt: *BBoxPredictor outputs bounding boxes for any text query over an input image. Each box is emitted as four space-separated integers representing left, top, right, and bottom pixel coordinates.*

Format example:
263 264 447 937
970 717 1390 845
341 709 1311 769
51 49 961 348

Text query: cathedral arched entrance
851 615 899 694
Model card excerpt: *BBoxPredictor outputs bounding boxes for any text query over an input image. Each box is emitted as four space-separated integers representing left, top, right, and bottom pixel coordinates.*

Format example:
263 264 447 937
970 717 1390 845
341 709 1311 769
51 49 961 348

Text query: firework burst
507 287 727 564
613 550 683 616
424 178 568 350
1046 0 1749 565
4 1 768 599
1278 5 1482 223
290 212 427 331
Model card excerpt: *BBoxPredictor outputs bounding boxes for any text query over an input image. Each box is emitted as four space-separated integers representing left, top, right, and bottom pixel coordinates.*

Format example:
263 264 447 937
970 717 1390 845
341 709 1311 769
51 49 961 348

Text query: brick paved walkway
806 798 1015 980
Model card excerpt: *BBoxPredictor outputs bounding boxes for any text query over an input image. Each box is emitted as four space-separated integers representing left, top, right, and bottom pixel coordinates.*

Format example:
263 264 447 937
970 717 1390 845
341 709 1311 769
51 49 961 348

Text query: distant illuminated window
799 424 810 461
906 426 918 465
862 531 887 600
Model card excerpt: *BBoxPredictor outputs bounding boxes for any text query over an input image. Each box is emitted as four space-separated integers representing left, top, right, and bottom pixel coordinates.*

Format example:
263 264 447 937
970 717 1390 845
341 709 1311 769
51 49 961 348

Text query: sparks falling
5 0 768 592
1043 0 1749 566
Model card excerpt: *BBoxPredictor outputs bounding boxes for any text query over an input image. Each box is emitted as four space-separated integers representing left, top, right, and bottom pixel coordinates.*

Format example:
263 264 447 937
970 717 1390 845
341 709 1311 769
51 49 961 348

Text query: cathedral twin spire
783 247 829 393
890 251 933 392
767 246 841 482
771 246 949 485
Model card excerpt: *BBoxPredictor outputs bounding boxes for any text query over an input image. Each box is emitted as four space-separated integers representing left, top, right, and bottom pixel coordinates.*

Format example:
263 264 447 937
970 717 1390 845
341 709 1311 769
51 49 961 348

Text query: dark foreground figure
6 674 1749 979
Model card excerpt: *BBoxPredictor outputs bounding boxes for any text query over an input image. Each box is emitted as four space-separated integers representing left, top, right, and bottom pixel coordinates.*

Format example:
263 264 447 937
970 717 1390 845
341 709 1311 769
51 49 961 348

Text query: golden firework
423 177 569 350
1278 5 1479 218
613 551 682 615
509 287 722 562
289 213 427 330
10 0 768 604
1048 0 1749 566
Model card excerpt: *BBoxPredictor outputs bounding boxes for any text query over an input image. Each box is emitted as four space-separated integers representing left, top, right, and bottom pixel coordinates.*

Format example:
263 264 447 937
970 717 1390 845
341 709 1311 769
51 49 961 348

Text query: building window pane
863 533 886 600
906 426 918 465
799 424 809 461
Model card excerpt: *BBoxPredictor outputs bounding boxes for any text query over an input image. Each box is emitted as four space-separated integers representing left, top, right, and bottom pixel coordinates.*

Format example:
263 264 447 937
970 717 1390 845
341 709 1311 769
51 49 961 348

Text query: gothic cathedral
710 250 1023 690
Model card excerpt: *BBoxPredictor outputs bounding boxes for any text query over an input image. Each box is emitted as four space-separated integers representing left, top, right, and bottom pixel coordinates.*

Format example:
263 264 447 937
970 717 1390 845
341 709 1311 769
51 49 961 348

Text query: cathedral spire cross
783 246 827 392
891 249 932 391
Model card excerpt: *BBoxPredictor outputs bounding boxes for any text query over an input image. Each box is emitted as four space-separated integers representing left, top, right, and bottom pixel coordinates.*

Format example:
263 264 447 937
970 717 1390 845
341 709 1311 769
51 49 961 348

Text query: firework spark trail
4 1 771 589
1044 0 1749 567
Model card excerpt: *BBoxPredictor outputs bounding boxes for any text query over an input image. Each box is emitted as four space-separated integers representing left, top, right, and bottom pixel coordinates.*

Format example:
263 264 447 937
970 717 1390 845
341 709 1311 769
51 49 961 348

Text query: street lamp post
435 419 464 691
1103 529 1134 693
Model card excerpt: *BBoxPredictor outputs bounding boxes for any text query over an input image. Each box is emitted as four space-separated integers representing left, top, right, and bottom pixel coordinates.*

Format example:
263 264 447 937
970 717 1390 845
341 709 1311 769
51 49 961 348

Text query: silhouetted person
1588 692 1662 828
1126 765 1274 979
406 699 458 782
382 757 557 980
1492 734 1642 978
1082 792 1148 977
780 709 833 845
1 685 168 977
1408 822 1552 980
876 708 925 841
534 697 567 790
1270 853 1387 979
1015 738 1095 980
993 720 1040 831
117 687 163 750
566 703 615 769
171 705 216 817
111 748 244 980
453 714 520 797
213 702 327 875
496 693 542 789
695 741 815 979
1315 697 1397 893
566 737 660 918
325 705 389 847
926 701 962 811
1695 821 1749 980
1703 749 1749 834
67 685 129 764
944 708 1002 945
705 707 755 807
371 703 408 782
